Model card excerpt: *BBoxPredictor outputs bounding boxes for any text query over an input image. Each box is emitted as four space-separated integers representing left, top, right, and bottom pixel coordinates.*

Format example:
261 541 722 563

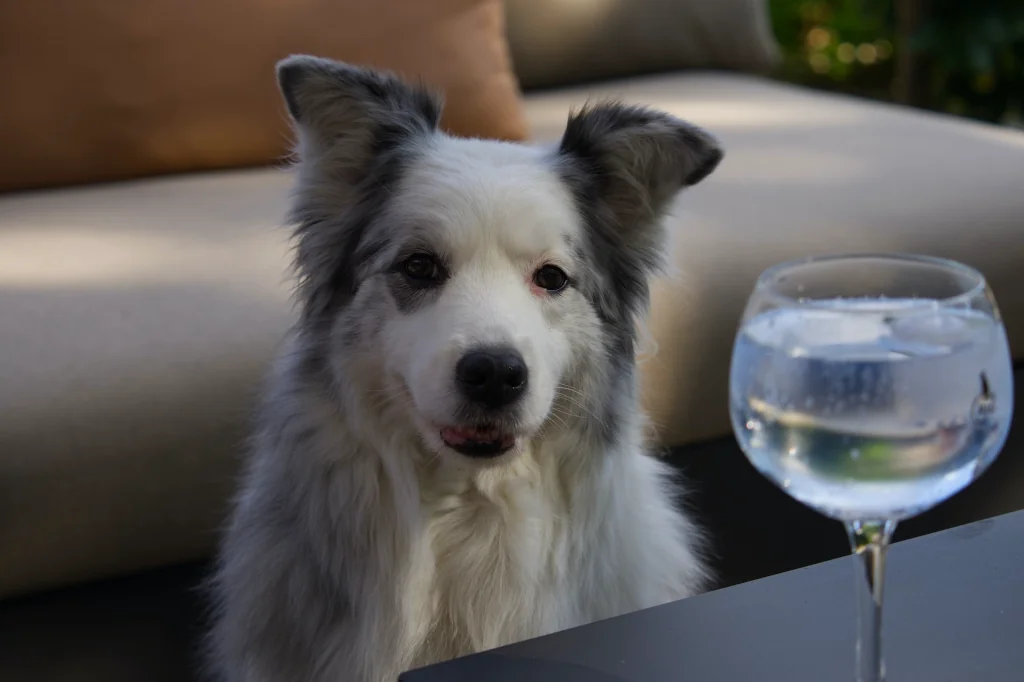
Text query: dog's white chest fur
411 452 573 663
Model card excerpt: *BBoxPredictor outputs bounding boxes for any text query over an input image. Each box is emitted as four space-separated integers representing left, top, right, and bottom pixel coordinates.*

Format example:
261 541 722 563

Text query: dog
206 55 723 682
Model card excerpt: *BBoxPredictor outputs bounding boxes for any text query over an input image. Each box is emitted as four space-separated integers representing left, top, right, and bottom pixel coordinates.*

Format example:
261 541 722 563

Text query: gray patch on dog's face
276 55 442 334
379 237 451 315
553 102 723 443
384 271 444 315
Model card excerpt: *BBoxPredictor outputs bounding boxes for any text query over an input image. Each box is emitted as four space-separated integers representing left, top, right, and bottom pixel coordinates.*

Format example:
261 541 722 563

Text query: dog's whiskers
544 408 572 433
554 385 606 427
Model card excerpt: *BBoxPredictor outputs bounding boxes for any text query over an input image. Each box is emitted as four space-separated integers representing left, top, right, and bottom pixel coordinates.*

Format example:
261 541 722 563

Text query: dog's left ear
557 103 723 230
276 55 441 180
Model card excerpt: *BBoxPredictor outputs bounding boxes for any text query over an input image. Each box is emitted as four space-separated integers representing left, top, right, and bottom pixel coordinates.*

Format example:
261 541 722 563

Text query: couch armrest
505 0 779 90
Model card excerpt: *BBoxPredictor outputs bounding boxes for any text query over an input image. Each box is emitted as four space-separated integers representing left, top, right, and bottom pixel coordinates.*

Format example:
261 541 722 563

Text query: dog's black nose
456 347 528 409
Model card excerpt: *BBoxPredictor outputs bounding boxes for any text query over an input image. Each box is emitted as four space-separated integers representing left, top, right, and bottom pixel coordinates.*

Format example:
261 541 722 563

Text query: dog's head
278 56 722 464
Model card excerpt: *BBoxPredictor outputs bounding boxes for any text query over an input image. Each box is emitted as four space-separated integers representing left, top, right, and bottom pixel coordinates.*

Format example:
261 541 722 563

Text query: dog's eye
400 254 442 284
533 265 569 293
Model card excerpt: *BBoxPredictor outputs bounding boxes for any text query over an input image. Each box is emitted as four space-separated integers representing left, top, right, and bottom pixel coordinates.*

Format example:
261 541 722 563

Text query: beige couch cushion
506 0 779 89
0 173 294 597
2 73 1023 597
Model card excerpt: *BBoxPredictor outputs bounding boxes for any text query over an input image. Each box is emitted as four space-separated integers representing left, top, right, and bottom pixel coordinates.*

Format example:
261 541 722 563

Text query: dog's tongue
441 426 513 448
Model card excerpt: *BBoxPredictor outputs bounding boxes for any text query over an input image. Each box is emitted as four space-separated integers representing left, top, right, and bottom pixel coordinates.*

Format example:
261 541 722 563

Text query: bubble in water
850 448 861 460
746 417 765 448
782 479 792 489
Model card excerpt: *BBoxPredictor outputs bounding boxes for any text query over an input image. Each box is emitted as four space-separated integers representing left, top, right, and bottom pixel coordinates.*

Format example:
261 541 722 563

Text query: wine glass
728 254 1013 682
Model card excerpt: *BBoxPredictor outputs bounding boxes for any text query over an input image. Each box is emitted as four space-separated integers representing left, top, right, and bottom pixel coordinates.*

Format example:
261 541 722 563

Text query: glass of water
729 254 1013 682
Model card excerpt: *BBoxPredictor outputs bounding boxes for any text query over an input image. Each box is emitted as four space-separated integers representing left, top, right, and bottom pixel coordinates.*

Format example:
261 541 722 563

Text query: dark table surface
401 509 1024 682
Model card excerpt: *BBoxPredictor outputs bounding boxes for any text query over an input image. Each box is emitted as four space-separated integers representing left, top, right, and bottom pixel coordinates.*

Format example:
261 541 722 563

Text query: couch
2 1 1023 679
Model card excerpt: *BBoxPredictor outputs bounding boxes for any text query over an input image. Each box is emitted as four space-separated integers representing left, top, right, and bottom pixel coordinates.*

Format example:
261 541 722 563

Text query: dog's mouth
440 425 516 458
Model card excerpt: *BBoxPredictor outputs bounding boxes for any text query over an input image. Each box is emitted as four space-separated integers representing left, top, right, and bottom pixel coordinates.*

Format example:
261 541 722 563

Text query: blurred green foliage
769 0 1024 126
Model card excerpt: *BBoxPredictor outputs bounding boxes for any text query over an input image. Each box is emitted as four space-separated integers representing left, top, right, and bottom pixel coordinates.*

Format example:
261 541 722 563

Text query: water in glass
731 301 1012 522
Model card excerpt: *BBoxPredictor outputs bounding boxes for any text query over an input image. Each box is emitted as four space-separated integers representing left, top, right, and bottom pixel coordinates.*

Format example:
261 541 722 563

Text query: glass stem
845 519 897 682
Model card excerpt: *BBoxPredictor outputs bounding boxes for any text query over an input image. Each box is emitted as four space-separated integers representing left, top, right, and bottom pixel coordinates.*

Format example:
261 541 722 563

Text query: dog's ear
557 103 723 231
557 104 722 323
276 55 441 171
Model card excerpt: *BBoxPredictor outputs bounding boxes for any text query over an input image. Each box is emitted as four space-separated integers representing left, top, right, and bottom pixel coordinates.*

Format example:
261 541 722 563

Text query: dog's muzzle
439 345 529 458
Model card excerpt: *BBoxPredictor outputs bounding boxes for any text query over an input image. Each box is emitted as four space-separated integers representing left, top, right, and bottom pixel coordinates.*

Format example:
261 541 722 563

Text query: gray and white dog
207 55 723 682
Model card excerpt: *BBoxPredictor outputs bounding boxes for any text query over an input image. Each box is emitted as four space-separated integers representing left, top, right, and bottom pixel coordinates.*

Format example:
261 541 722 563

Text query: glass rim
755 252 988 312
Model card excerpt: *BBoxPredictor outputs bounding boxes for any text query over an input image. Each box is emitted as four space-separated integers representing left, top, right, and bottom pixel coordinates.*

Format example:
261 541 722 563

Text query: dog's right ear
276 55 441 167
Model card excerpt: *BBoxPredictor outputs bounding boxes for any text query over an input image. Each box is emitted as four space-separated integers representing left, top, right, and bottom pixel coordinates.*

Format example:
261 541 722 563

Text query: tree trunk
893 0 931 108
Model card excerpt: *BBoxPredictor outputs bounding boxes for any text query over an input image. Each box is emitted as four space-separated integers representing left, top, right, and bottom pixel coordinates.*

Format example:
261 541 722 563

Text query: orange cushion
0 0 528 192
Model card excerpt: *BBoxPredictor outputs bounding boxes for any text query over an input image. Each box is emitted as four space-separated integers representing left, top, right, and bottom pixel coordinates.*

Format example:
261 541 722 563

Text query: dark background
770 0 1024 127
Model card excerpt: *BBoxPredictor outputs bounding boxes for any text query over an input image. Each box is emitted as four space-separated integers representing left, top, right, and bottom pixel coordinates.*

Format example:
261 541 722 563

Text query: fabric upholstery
0 0 527 192
0 172 293 597
2 73 1023 597
506 0 779 89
